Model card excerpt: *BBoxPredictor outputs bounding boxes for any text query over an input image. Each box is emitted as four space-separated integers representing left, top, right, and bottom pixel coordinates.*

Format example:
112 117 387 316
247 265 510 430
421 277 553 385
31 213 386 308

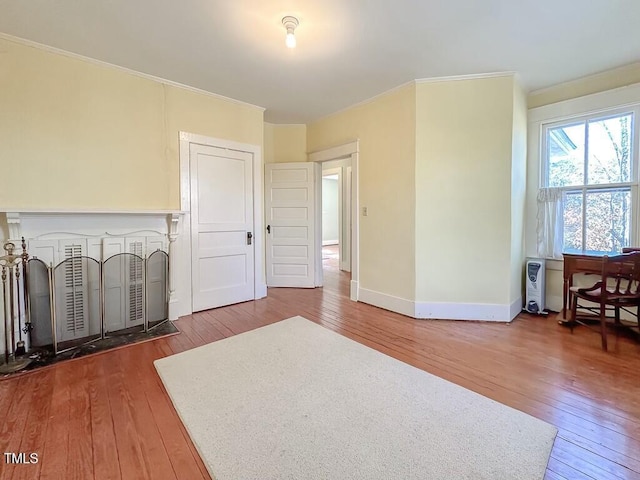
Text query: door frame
309 141 359 301
175 131 266 318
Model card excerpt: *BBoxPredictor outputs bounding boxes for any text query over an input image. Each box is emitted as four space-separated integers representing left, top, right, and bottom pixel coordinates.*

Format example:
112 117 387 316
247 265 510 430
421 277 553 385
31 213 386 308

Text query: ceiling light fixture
282 16 299 48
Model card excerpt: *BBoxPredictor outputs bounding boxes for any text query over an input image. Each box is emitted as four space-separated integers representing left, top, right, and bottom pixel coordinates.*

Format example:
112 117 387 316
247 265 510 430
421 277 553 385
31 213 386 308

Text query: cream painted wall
307 84 417 301
263 123 307 163
264 122 276 164
0 37 263 210
510 81 528 306
414 76 516 307
528 62 640 109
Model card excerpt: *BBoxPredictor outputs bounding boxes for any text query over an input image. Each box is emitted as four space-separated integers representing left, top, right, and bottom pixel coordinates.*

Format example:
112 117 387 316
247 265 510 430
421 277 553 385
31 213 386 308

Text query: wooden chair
570 252 640 351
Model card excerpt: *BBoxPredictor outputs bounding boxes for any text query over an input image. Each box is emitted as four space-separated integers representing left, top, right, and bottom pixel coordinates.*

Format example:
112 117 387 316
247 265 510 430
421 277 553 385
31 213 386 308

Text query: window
542 109 638 255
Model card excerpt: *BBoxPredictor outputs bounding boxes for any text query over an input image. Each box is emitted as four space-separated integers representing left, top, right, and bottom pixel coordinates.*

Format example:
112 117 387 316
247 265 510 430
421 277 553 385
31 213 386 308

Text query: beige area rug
155 316 557 479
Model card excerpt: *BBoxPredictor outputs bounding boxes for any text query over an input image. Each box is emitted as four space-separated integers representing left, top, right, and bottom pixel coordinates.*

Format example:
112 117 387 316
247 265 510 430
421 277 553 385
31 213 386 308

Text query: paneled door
190 143 254 311
265 163 316 287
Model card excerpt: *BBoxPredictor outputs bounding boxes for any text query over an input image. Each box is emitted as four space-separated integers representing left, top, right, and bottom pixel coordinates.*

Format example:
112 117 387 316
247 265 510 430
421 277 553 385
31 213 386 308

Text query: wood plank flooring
0 249 639 479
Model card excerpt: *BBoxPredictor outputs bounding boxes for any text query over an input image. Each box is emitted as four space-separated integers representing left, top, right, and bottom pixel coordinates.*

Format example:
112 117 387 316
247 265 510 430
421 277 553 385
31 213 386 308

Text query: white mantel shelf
2 209 186 215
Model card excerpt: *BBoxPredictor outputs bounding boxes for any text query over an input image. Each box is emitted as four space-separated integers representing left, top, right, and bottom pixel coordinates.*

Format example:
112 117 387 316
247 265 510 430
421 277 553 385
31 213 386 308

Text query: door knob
267 225 271 234
247 232 253 245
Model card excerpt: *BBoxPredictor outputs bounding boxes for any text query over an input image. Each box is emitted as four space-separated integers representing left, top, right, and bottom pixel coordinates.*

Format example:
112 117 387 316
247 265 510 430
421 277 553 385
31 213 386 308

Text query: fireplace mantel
2 209 184 320
4 210 184 239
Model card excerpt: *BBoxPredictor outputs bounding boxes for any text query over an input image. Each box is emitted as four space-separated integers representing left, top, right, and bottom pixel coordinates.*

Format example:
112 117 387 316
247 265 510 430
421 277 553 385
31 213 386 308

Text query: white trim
168 213 180 318
311 83 416 124
536 100 640 254
314 162 323 287
414 301 518 322
306 73 518 125
342 166 353 273
3 208 185 215
178 131 265 319
356 291 523 322
309 141 360 300
8 212 177 239
309 140 359 162
415 71 515 84
526 84 640 268
264 122 307 127
350 280 359 301
358 290 522 322
528 82 640 124
546 293 563 313
0 33 265 113
528 63 640 98
6 212 21 240
510 297 524 321
358 287 416 318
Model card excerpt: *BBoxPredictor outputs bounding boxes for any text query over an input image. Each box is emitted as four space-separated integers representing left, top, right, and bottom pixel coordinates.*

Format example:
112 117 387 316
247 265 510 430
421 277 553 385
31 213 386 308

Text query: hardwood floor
1 250 639 479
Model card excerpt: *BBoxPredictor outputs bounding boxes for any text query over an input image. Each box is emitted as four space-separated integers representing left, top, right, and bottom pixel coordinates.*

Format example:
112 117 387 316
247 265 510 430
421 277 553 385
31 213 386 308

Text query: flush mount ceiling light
282 16 299 48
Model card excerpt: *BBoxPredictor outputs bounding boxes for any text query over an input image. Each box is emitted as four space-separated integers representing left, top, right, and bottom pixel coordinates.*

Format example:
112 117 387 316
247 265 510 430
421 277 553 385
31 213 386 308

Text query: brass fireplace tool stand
0 240 32 373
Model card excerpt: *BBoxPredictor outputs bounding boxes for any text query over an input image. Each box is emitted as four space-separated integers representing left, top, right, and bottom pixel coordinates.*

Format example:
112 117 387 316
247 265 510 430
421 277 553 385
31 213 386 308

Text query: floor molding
415 301 517 322
357 287 415 318
357 287 520 322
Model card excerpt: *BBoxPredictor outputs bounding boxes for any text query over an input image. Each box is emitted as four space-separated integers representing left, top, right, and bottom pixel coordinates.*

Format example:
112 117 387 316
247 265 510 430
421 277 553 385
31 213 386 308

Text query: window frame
540 105 640 255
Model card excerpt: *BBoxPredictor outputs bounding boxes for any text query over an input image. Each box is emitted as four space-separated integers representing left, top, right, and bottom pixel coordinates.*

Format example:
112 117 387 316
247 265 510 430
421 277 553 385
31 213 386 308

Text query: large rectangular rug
154 316 557 479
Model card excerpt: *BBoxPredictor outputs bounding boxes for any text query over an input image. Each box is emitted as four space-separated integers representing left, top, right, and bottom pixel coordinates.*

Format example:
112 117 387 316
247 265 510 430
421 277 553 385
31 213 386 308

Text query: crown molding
264 122 307 128
311 72 517 125
528 62 640 97
415 71 516 84
0 32 266 112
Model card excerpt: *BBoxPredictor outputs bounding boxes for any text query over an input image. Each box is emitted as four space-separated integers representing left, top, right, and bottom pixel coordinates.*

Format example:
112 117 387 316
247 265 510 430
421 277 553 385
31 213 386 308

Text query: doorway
321 169 342 292
310 141 359 300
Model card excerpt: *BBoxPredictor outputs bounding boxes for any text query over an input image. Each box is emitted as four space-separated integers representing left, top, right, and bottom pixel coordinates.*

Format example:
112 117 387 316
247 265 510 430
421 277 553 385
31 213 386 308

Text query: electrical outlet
362 206 368 216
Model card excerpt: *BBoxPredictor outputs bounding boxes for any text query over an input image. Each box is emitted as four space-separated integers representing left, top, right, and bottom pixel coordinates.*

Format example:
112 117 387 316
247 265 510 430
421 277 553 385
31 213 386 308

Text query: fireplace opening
28 249 170 352
0 243 173 376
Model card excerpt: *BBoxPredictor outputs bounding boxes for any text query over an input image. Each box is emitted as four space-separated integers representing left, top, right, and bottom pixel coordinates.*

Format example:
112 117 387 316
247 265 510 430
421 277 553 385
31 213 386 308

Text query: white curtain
537 187 565 259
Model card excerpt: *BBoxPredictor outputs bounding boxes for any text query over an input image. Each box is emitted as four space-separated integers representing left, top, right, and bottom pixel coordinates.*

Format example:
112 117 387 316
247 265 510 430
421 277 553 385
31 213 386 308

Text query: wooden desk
560 253 602 321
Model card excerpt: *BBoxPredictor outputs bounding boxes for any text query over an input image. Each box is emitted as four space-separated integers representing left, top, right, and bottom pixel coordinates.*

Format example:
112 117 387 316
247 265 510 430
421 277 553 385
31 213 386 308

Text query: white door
265 163 316 287
190 143 254 311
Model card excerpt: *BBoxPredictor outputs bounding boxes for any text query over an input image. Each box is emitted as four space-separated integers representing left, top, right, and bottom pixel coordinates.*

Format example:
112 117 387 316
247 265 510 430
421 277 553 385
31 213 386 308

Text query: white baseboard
545 294 563 313
358 287 415 318
350 280 358 301
256 282 267 299
356 287 521 322
322 240 339 246
169 298 191 321
415 300 518 322
510 297 523 320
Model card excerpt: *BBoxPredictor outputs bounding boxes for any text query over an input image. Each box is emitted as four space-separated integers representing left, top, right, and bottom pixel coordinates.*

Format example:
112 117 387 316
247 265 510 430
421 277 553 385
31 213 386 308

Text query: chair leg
570 293 578 333
614 306 621 325
600 303 608 351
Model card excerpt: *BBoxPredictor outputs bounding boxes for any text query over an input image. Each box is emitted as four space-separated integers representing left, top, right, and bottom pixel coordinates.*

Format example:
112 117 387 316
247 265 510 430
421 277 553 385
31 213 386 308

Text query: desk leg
559 276 570 325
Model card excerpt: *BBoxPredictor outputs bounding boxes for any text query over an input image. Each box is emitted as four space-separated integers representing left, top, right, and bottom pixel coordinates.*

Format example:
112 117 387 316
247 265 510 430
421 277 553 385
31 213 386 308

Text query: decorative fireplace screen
26 246 169 355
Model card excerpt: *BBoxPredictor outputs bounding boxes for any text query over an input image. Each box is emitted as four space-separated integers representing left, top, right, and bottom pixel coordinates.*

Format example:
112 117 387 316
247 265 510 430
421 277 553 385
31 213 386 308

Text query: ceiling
1 0 639 124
